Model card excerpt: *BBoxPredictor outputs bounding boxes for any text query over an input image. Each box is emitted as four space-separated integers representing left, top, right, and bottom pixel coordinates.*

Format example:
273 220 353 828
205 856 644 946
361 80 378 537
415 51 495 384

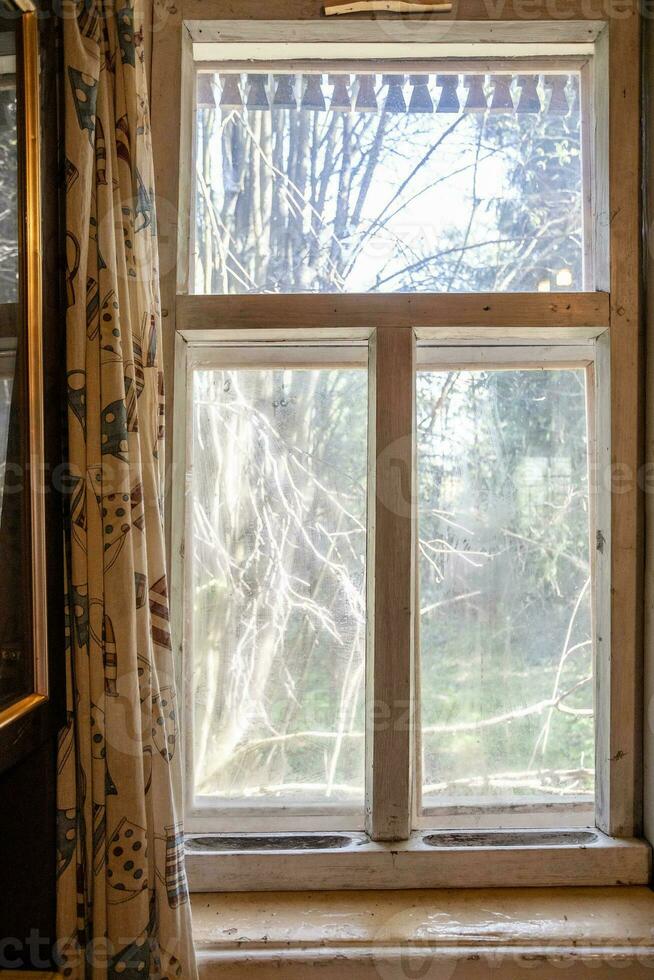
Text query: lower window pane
417 366 594 817
189 360 368 814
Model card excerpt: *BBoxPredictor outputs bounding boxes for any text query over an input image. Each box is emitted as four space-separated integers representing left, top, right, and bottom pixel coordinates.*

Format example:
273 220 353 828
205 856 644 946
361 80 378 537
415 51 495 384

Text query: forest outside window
179 55 603 840
415 348 596 827
187 346 369 822
192 65 590 295
178 332 607 837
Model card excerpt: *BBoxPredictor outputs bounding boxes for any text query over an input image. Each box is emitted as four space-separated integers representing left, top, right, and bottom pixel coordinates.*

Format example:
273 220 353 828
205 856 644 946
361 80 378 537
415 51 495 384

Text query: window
154 10 647 889
416 348 596 826
180 332 606 836
188 347 368 821
193 67 590 294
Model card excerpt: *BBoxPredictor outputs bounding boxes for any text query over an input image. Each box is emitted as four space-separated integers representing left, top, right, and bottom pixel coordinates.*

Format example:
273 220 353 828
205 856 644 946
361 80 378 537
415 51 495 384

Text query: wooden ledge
193 887 654 978
186 832 650 891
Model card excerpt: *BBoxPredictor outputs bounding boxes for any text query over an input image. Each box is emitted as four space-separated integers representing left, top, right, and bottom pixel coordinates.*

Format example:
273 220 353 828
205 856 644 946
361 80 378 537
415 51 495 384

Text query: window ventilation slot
423 830 598 849
186 833 357 852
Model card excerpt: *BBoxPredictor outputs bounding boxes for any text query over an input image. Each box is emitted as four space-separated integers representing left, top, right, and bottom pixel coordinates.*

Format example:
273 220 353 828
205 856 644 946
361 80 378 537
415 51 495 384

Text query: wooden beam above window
182 2 610 27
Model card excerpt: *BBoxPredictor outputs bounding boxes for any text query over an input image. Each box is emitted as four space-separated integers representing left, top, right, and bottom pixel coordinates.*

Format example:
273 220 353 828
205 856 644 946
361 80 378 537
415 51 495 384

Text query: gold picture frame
0 0 48 737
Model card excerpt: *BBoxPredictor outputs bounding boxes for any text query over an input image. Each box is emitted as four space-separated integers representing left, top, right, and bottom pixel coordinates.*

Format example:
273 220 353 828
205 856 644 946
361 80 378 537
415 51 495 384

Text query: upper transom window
192 62 590 295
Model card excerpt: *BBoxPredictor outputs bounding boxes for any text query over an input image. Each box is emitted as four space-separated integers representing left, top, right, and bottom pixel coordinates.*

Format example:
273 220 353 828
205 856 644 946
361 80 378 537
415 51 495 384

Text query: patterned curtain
56 2 197 977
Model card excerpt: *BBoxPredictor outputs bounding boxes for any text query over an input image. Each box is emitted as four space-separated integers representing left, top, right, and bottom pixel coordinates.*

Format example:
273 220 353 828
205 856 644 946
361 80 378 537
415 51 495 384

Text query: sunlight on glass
417 368 593 813
190 364 368 807
193 70 584 294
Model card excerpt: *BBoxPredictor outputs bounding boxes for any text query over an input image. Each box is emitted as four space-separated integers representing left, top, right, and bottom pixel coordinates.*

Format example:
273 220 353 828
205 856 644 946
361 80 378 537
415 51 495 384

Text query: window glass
417 366 593 817
193 69 585 295
189 358 368 812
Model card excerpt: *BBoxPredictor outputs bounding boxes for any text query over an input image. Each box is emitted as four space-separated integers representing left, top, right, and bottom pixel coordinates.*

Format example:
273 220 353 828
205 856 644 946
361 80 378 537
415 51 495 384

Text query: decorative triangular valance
197 72 575 116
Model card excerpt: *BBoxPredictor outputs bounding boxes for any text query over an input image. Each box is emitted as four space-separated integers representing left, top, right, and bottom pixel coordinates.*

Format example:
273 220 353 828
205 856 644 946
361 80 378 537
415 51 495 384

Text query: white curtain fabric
56 2 197 976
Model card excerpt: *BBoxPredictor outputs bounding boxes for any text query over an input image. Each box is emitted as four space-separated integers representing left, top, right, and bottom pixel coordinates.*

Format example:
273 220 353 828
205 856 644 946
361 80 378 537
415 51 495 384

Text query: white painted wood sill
193 887 654 979
186 830 651 891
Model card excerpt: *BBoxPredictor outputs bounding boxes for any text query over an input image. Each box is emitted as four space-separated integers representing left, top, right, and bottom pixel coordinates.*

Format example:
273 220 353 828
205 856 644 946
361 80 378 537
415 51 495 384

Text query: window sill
186 829 651 892
192 886 654 979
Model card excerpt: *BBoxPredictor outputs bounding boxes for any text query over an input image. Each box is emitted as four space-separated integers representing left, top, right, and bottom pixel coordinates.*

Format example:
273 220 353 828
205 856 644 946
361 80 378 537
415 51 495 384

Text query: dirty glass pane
193 70 585 294
417 367 594 814
190 363 368 809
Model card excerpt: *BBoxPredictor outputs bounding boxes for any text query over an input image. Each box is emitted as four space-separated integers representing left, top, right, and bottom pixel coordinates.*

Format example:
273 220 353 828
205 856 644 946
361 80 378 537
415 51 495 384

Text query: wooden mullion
366 327 416 841
590 334 612 836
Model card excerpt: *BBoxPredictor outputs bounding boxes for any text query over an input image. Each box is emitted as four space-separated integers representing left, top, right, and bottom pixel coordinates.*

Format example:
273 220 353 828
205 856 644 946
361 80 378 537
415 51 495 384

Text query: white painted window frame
412 338 609 832
178 339 369 835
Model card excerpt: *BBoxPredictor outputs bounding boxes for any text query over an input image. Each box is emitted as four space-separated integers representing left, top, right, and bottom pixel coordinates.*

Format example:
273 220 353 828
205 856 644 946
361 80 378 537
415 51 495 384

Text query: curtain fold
56 2 197 977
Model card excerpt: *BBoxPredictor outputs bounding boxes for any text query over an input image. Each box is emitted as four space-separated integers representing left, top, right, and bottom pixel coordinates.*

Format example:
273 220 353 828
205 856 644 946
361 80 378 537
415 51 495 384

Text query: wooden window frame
178 338 370 835
177 330 608 839
189 53 596 291
152 0 647 888
414 339 608 832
